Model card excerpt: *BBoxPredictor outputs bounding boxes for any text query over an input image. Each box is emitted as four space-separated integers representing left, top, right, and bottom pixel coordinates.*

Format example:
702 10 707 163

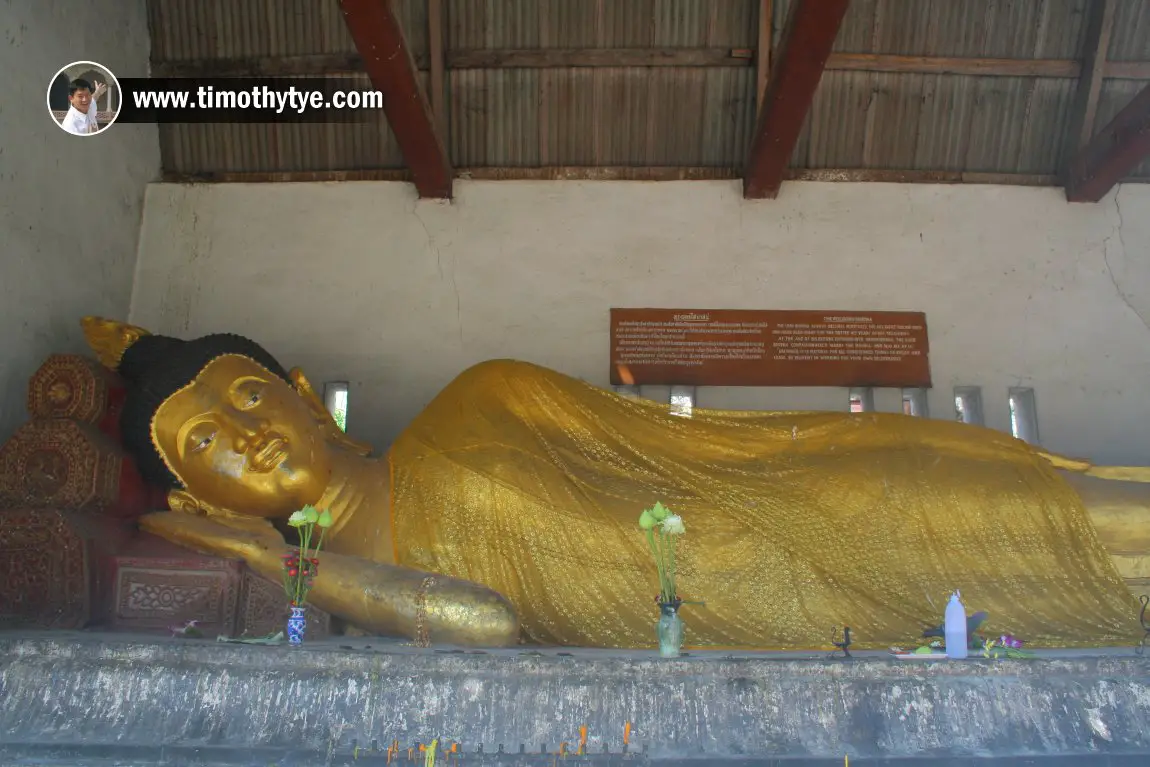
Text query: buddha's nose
230 413 272 452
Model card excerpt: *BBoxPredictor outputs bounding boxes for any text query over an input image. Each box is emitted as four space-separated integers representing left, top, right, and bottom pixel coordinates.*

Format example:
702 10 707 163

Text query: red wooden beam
1065 83 1150 203
743 0 851 200
339 0 453 199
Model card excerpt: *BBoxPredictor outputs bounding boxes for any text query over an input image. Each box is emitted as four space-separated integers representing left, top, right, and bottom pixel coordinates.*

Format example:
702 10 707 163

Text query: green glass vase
656 601 684 657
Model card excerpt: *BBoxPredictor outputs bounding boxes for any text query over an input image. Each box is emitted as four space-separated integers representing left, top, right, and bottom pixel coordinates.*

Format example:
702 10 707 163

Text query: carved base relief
110 547 242 635
0 419 132 516
26 353 121 428
0 509 92 629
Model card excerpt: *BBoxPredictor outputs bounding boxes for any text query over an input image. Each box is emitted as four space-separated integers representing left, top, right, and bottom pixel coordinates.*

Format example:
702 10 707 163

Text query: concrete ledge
5 745 1150 767
2 633 1149 764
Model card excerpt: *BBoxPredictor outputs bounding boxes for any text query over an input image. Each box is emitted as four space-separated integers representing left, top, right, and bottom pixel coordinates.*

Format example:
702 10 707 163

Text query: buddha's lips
249 436 288 472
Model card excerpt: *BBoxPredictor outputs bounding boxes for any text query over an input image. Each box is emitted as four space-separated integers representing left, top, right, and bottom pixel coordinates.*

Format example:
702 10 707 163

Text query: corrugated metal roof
149 0 1150 183
447 0 757 49
160 118 405 175
1108 0 1150 61
795 71 1076 173
448 66 754 167
775 0 1090 59
147 0 428 61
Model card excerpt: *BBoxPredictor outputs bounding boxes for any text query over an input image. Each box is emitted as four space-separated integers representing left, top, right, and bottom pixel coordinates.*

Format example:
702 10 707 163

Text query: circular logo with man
47 61 121 136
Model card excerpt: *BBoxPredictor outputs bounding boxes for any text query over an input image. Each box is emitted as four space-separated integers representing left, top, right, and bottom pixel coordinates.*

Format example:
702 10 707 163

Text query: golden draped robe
388 359 1142 650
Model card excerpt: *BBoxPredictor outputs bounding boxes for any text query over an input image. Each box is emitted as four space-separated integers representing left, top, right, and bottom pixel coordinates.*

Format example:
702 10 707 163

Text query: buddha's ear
288 367 374 457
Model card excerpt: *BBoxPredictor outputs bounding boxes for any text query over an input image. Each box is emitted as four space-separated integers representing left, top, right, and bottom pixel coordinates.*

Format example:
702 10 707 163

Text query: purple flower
999 634 1024 649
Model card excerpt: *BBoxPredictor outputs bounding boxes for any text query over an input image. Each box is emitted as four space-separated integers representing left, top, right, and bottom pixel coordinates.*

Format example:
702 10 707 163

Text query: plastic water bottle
944 590 968 659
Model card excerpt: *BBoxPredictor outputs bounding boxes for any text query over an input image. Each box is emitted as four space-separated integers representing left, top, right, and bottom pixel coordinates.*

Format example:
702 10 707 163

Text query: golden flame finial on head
81 316 152 371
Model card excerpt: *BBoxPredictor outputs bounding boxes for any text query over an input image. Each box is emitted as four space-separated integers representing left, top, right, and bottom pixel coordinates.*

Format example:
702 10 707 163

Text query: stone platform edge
1 633 1149 764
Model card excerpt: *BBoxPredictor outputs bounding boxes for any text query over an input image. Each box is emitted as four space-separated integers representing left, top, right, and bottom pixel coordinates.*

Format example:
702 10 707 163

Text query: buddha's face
152 354 332 518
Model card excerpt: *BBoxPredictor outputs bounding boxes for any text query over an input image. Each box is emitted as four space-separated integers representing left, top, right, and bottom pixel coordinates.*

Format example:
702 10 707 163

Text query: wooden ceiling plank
743 0 852 200
1065 82 1150 203
149 51 1150 79
338 0 453 199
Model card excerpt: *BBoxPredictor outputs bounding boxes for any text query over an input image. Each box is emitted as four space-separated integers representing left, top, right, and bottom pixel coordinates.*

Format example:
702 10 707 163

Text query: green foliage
282 504 334 606
639 502 686 604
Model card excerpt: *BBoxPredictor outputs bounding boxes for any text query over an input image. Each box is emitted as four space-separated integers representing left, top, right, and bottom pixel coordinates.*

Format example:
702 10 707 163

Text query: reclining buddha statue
81 316 1148 650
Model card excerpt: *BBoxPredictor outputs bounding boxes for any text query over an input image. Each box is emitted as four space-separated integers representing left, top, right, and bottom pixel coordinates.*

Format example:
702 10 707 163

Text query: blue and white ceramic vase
287 605 307 645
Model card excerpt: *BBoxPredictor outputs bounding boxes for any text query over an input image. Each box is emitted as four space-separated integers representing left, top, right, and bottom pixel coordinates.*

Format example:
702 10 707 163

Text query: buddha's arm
1039 448 1150 483
138 512 520 647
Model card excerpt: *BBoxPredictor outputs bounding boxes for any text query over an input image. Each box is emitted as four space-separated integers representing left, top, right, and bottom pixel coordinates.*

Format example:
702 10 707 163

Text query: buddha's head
89 319 350 519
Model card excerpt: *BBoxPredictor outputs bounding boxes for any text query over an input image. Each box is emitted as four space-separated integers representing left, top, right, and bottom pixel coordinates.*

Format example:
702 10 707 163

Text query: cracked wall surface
0 1 160 444
1102 186 1150 339
130 181 1150 464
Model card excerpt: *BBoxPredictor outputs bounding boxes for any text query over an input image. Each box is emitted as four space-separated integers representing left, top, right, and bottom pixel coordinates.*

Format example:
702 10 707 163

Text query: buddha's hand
138 511 283 566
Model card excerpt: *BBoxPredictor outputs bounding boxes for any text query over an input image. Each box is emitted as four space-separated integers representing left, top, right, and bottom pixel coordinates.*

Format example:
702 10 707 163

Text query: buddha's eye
231 379 266 411
237 387 263 409
188 428 216 454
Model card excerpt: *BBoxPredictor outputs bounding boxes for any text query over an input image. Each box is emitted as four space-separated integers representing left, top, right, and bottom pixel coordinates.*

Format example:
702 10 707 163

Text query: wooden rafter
755 0 773 112
1061 0 1117 173
165 168 1061 185
338 0 453 199
1065 83 1150 203
150 52 1150 80
743 0 851 199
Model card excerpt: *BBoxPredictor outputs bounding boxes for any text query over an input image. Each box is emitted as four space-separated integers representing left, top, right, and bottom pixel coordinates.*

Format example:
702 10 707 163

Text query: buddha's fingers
418 574 522 647
311 560 521 648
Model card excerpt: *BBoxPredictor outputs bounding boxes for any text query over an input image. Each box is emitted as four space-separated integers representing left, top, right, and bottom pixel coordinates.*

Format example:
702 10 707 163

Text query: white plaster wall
131 180 1150 465
0 1 160 441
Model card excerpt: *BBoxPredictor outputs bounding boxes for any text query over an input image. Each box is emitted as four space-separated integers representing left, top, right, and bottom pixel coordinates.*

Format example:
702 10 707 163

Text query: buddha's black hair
117 333 292 489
